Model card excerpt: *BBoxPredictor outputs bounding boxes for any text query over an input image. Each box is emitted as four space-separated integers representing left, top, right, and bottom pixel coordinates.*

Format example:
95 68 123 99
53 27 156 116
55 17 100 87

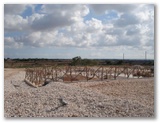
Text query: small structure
24 65 154 87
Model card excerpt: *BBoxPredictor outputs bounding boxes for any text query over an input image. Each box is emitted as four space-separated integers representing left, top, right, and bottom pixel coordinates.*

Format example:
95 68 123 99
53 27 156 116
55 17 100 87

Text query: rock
59 97 68 106
4 70 154 117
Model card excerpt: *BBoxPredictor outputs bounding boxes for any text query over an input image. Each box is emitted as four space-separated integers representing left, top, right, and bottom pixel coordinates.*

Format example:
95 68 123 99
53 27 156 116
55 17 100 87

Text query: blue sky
4 4 154 59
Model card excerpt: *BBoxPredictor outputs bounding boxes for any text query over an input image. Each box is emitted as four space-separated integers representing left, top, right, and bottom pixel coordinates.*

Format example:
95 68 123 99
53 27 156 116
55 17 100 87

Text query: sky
4 4 154 59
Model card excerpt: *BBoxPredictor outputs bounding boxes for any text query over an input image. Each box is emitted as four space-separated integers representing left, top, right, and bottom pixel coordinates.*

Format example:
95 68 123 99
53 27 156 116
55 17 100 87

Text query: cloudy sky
4 4 154 59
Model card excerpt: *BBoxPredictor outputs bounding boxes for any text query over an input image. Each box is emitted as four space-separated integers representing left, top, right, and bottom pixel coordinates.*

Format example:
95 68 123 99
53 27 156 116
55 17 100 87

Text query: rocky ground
4 68 154 117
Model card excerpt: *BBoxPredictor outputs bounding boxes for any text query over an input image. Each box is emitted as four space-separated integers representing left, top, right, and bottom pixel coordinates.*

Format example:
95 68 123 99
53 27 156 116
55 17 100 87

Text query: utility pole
123 53 124 60
145 51 147 60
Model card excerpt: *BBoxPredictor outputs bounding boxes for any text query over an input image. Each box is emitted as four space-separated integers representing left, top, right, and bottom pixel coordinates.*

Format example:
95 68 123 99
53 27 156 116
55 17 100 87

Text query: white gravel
4 70 154 117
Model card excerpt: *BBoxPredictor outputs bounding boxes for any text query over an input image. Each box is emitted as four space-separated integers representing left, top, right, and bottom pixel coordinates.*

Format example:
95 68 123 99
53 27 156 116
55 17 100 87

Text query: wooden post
114 67 117 79
106 69 108 79
55 67 57 81
70 66 72 82
127 67 129 78
86 66 88 81
101 66 104 81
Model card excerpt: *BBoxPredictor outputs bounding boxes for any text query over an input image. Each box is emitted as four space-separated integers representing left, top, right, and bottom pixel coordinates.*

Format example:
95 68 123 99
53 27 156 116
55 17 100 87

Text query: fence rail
24 65 154 87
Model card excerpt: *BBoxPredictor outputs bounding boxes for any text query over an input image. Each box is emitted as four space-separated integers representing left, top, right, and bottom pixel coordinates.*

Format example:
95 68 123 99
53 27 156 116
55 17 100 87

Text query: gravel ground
4 69 154 117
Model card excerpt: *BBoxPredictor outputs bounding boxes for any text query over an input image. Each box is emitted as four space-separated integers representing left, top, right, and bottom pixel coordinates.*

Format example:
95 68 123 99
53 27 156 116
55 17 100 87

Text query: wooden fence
24 65 154 87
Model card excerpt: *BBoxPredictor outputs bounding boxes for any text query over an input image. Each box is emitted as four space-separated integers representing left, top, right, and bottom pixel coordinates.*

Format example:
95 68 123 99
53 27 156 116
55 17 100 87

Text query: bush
70 56 98 66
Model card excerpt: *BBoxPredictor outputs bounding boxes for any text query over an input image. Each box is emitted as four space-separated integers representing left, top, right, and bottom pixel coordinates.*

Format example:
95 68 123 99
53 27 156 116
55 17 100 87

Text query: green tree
71 56 82 66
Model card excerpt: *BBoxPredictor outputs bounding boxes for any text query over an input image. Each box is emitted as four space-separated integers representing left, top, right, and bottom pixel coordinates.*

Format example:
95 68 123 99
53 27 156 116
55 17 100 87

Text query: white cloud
85 18 103 33
126 27 140 35
4 4 90 32
114 13 139 27
30 13 75 31
30 4 89 31
4 4 27 15
41 4 89 17
136 4 154 22
4 37 23 48
4 15 28 32
18 31 58 47
4 4 154 59
90 4 138 14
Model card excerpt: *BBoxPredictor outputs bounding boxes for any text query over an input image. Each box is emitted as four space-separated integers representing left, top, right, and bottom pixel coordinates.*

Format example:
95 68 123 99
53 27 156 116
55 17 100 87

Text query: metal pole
145 51 147 60
123 53 124 60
